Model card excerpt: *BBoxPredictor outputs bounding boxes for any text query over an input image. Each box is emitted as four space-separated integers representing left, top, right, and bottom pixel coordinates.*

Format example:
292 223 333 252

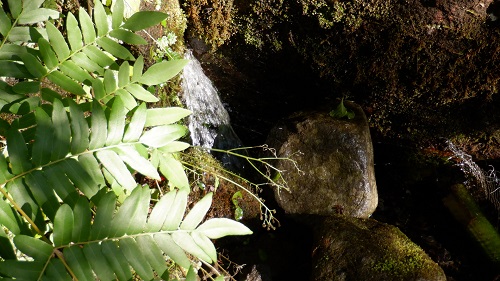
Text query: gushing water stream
180 50 244 168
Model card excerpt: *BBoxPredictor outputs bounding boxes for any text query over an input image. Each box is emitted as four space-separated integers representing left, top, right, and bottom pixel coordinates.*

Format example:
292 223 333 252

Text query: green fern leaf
12 81 40 94
154 233 191 269
123 103 147 142
109 29 147 45
59 60 93 83
82 243 116 280
71 52 104 74
32 107 53 166
44 259 73 281
97 37 134 60
6 128 32 174
93 0 109 37
0 8 12 36
104 69 118 95
162 189 188 230
101 240 134 281
53 204 74 247
158 141 191 153
78 7 96 45
64 246 95 281
132 55 144 82
110 186 150 237
18 8 59 25
191 231 217 262
0 260 44 280
140 124 188 148
0 200 21 235
121 11 168 31
112 0 125 29
118 61 130 87
158 152 190 191
58 158 99 198
126 84 159 102
22 0 45 12
44 165 80 206
146 190 177 232
68 99 90 154
181 192 213 230
77 154 106 189
90 191 116 240
25 171 60 221
89 100 107 149
197 218 253 239
19 52 47 78
46 21 70 61
136 235 170 278
145 107 192 127
47 71 87 96
71 197 91 243
119 238 155 280
82 45 115 68
38 38 59 69
116 88 138 109
115 145 160 180
7 0 22 19
106 97 127 145
139 59 189 86
51 99 71 160
172 231 213 263
95 150 137 191
0 60 34 78
66 13 83 52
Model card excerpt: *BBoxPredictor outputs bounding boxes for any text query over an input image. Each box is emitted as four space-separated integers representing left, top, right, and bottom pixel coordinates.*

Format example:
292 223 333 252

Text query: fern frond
0 188 252 280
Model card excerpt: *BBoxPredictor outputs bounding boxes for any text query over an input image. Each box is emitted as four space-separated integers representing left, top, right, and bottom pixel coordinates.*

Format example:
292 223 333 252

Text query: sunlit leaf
109 29 147 45
46 22 70 61
95 150 136 191
172 231 212 263
38 38 58 69
181 192 212 230
158 152 189 191
18 8 59 24
123 103 146 142
79 7 96 44
119 238 154 280
126 84 158 102
97 37 134 60
197 218 253 239
112 0 125 28
154 233 190 269
139 124 188 148
94 0 109 36
139 59 188 86
122 11 168 31
145 107 191 127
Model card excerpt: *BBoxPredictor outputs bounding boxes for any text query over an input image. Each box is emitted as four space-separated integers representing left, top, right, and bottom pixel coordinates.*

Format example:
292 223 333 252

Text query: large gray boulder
310 215 446 281
266 102 377 218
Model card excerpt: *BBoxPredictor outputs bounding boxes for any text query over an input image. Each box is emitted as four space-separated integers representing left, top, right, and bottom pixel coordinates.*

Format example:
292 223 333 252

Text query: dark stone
266 102 377 218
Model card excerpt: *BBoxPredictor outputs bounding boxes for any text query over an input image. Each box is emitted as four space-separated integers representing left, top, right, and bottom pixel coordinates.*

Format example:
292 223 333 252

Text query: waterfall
447 140 500 216
180 50 244 169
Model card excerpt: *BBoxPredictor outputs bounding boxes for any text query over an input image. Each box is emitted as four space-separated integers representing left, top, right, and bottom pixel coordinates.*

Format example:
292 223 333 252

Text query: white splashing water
180 50 240 151
447 140 500 215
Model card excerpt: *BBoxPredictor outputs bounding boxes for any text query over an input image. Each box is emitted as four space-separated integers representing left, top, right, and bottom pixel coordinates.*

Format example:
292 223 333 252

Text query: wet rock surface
310 215 447 281
266 103 377 218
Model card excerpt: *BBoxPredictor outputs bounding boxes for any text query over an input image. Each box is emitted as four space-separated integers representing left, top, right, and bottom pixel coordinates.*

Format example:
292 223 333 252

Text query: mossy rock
311 215 446 281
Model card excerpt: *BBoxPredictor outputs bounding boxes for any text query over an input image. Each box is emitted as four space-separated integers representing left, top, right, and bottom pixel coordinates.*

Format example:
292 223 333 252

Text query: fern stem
52 249 78 281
